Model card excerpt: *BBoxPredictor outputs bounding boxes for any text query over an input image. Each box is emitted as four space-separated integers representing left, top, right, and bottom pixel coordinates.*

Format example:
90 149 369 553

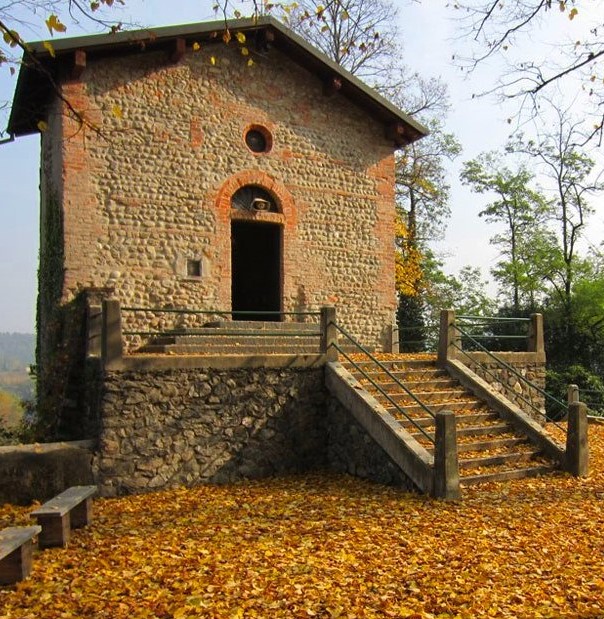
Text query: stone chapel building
10 15 425 340
8 18 569 498
8 17 432 490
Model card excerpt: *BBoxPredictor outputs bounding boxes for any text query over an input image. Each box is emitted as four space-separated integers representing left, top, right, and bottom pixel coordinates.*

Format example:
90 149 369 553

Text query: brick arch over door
212 171 296 314
214 170 296 225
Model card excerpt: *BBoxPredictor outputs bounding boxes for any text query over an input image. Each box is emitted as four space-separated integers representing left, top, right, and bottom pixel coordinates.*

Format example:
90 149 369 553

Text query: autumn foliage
2 426 604 618
395 216 423 298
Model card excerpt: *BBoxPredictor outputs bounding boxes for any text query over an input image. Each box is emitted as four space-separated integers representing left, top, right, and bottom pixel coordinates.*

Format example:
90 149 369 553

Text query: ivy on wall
34 191 66 439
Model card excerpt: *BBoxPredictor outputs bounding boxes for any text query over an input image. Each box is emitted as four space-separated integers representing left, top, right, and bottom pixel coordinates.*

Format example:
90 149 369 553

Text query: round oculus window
245 126 272 153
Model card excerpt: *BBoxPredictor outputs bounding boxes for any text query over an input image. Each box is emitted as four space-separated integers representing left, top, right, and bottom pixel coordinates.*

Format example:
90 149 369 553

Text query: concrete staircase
342 355 560 487
135 320 322 355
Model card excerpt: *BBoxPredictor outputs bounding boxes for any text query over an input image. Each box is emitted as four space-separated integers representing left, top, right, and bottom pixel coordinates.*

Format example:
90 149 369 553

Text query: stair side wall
460 352 546 421
326 397 416 490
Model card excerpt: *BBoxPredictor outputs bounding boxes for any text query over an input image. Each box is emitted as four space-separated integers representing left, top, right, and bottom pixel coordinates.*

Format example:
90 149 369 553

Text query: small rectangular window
187 259 202 277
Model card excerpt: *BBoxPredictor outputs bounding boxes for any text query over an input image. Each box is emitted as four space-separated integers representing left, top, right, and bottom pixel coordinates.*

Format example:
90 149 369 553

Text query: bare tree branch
452 0 604 144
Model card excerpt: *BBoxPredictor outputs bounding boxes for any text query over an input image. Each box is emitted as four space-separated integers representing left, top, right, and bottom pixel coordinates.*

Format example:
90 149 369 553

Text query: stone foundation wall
94 365 415 496
463 352 546 419
96 367 328 496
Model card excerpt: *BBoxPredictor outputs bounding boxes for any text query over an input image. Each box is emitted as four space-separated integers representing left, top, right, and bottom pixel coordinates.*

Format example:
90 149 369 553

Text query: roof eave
8 16 428 144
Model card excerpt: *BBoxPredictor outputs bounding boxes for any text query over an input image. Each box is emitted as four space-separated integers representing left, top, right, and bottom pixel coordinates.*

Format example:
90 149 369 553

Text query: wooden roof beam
386 122 411 147
323 76 342 96
72 49 86 79
170 38 186 63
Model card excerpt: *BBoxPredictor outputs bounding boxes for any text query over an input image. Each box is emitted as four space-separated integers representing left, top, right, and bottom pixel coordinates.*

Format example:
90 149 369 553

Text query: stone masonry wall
94 366 415 496
96 367 328 496
55 43 397 350
326 397 416 490
463 352 547 420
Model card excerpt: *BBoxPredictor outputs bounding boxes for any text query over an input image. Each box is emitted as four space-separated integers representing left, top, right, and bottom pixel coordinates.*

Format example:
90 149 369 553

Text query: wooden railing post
565 401 589 477
437 309 457 366
568 384 580 405
433 410 460 500
86 303 103 358
321 306 338 361
101 299 123 370
83 287 115 358
389 323 399 353
528 313 544 354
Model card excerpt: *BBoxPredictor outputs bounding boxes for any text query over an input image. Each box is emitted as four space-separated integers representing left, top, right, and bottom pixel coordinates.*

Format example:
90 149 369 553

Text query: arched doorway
230 185 283 321
231 221 282 321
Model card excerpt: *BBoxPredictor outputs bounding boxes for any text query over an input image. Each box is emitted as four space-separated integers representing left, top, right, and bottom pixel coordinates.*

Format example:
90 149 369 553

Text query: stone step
460 464 558 486
455 436 531 454
384 400 485 416
136 343 321 355
459 450 543 470
361 378 459 391
423 436 532 456
146 333 320 346
343 358 438 372
347 362 443 372
409 422 512 443
202 320 320 332
366 388 472 404
396 412 500 430
455 412 502 425
457 423 514 438
348 370 449 387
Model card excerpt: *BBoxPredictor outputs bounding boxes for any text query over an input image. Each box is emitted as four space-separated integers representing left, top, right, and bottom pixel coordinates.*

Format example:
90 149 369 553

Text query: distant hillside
0 333 35 372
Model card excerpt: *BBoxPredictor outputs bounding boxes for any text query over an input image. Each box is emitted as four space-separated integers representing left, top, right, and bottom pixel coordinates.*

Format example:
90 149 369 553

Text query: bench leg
71 498 92 529
36 514 71 549
0 541 34 585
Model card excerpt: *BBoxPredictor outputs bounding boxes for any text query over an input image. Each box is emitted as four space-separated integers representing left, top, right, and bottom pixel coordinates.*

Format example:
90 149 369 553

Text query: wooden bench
0 526 41 585
30 485 97 549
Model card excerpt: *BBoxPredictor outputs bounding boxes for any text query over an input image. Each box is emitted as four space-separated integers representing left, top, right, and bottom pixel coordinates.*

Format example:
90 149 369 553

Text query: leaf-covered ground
2 428 604 618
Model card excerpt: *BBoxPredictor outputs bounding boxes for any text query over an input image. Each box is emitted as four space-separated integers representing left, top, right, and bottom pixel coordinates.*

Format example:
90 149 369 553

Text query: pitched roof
8 16 428 144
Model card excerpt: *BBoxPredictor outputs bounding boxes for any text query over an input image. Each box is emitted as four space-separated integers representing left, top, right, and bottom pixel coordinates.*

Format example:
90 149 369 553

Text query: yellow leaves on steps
2 427 604 617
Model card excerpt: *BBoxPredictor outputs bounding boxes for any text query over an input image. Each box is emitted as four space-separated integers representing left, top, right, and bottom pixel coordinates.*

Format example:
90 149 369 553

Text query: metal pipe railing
456 315 530 350
457 315 531 323
575 388 604 417
122 329 320 337
397 322 439 351
329 322 437 443
122 307 320 317
453 325 567 429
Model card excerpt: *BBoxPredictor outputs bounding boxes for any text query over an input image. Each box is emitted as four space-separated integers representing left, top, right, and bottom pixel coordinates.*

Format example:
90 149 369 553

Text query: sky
0 1 601 333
